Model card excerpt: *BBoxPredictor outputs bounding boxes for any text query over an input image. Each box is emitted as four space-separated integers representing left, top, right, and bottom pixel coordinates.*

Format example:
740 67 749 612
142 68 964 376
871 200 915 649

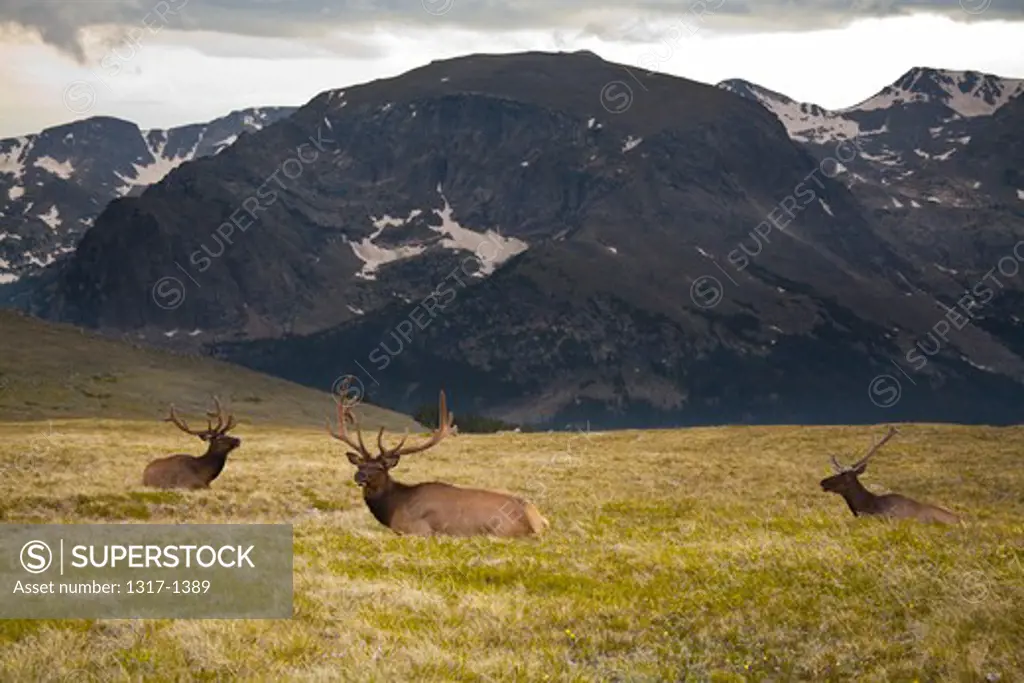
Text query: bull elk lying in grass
142 397 241 490
820 426 960 524
327 382 548 537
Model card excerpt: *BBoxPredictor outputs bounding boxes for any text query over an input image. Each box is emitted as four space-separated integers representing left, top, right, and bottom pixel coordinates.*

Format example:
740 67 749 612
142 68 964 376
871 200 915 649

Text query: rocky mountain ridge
717 67 1024 211
0 106 297 284
9 52 1024 427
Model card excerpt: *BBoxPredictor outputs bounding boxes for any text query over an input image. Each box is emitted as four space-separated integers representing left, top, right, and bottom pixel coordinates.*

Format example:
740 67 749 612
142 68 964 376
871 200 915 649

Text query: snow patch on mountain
25 251 58 268
348 188 529 280
350 209 427 280
432 186 528 276
33 156 74 179
115 136 194 193
859 148 901 165
862 123 889 135
0 137 29 179
962 356 995 373
215 134 239 153
38 205 61 230
0 254 15 283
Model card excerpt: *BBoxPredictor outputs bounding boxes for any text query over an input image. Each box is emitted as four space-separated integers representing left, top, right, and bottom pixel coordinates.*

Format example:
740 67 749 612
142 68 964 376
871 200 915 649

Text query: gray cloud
2 0 1022 62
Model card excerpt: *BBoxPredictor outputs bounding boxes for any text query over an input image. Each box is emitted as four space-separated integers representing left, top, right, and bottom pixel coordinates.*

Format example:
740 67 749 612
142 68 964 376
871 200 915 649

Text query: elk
326 383 548 537
819 426 960 524
142 397 240 490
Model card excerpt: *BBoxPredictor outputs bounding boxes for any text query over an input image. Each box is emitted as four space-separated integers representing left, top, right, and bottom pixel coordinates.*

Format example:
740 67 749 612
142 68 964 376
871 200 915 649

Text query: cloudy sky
1 0 1022 137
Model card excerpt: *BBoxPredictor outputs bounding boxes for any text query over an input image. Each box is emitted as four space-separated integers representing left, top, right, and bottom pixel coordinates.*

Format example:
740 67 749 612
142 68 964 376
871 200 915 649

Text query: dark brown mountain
16 51 1024 427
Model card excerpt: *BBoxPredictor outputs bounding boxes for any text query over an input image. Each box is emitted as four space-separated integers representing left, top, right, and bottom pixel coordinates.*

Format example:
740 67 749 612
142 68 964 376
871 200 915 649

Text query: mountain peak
718 79 787 102
309 50 747 146
846 66 1024 118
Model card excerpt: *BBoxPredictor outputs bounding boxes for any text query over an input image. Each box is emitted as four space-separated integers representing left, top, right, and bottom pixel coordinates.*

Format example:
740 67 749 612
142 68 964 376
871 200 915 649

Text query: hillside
0 309 418 430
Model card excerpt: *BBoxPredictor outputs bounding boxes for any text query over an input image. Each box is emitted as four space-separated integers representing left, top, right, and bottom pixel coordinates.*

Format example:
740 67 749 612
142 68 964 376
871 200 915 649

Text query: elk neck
838 475 881 516
195 442 235 482
362 475 415 529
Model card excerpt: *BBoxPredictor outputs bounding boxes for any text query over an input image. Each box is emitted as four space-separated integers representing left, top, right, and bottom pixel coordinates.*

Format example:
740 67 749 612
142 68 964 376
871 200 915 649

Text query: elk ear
853 462 868 475
381 453 400 470
345 451 363 466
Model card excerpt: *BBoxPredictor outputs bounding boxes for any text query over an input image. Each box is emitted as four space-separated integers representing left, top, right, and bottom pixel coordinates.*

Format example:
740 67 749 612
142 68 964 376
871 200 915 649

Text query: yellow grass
1 420 1023 682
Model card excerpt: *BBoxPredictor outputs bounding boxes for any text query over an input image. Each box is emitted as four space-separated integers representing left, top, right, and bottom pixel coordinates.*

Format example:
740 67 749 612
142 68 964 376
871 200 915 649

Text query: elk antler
379 390 455 459
166 396 235 440
326 386 373 461
850 426 899 470
202 396 237 436
205 397 225 433
166 404 209 437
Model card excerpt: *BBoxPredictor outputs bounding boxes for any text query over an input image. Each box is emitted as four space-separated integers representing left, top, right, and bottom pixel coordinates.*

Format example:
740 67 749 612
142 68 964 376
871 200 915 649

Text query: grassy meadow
0 310 416 431
1 418 1022 682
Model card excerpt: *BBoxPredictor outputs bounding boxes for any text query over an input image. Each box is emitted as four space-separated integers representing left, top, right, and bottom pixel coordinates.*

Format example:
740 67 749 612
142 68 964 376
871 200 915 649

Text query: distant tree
413 403 520 433
413 403 439 429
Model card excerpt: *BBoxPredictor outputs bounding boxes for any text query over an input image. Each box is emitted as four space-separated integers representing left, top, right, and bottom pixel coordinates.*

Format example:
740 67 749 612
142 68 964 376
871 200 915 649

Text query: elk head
326 380 455 495
166 396 240 456
820 426 898 494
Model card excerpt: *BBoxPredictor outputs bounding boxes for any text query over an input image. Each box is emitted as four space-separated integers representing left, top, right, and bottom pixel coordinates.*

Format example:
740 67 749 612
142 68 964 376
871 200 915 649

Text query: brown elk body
327 385 548 537
143 398 240 490
820 427 960 524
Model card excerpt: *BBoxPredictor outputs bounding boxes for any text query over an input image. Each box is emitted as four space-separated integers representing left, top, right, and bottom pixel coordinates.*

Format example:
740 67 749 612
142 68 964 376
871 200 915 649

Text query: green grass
0 309 418 432
1 420 1022 681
